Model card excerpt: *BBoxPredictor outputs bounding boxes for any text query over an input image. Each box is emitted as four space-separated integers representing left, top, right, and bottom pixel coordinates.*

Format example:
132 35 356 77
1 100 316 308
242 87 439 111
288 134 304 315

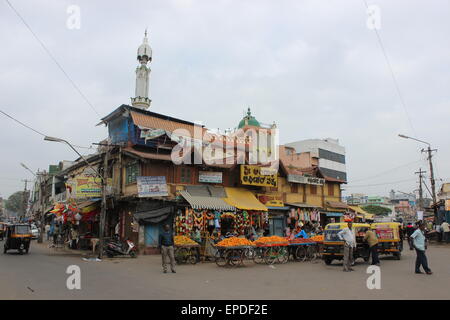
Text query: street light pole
44 136 108 259
398 134 438 222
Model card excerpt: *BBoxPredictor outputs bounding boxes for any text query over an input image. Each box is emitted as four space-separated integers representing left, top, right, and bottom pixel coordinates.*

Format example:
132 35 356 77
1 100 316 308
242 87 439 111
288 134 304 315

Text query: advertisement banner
199 171 223 183
66 176 112 199
240 165 277 187
137 176 169 197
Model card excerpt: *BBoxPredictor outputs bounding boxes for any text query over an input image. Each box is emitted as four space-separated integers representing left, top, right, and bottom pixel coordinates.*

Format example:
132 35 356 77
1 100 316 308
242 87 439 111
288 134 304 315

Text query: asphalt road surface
1 239 449 300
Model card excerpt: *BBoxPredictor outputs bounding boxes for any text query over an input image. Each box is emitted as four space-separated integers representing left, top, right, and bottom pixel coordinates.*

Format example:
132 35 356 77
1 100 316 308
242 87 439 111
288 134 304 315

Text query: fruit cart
175 244 200 264
253 236 289 265
174 235 200 265
215 245 254 267
288 238 320 262
214 237 255 268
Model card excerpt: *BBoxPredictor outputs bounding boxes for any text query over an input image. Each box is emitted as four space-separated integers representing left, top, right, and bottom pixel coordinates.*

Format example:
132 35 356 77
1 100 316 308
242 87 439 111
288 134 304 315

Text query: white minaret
131 30 152 109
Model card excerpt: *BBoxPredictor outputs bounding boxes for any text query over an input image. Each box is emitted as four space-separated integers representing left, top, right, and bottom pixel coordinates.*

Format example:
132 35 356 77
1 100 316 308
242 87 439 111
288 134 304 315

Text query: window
328 184 335 196
180 167 192 184
310 185 317 195
291 184 298 193
126 162 139 184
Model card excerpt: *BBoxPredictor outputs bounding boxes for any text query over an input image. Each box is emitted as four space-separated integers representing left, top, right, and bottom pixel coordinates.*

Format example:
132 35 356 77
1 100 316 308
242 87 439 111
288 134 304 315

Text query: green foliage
361 205 391 216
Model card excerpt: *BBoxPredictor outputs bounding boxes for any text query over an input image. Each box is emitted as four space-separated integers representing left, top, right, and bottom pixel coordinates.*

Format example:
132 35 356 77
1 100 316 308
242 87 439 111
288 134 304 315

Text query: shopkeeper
294 226 309 239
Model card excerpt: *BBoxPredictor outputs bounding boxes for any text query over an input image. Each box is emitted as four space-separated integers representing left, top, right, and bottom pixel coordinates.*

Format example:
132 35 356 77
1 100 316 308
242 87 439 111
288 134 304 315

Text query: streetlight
44 136 108 259
20 163 36 177
398 134 438 222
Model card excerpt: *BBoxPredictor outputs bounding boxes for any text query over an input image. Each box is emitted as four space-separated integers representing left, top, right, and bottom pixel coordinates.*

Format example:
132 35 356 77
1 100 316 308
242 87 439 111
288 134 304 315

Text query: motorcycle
104 236 137 258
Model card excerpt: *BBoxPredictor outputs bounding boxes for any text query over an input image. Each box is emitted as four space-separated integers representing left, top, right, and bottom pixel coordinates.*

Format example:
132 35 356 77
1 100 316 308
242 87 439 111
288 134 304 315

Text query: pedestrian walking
441 221 450 243
159 224 176 274
411 222 432 275
45 224 51 241
406 223 415 250
363 228 380 266
338 220 356 272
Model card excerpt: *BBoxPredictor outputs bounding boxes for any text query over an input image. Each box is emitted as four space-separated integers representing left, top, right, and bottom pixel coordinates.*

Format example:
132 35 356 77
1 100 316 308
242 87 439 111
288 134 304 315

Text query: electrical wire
345 177 416 188
350 159 422 183
0 108 94 150
4 0 101 118
363 0 416 136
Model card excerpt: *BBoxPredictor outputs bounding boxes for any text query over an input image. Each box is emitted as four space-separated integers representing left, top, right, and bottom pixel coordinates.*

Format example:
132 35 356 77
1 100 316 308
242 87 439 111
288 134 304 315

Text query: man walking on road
411 222 432 275
159 224 176 274
441 221 450 243
338 220 356 272
364 228 380 266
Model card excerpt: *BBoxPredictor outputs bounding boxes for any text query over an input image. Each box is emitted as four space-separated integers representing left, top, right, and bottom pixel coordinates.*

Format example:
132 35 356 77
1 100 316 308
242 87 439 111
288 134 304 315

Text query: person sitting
294 226 309 239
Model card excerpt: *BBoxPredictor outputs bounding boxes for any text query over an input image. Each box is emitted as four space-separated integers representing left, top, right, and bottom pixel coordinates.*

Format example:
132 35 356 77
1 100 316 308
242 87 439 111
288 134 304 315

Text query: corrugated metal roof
130 111 202 137
179 190 235 211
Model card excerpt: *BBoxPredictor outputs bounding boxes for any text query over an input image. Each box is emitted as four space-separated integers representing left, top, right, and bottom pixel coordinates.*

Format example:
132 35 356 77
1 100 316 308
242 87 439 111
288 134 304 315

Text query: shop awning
179 190 235 211
326 201 349 209
222 188 268 211
267 206 290 211
286 202 321 209
135 201 175 224
348 205 374 220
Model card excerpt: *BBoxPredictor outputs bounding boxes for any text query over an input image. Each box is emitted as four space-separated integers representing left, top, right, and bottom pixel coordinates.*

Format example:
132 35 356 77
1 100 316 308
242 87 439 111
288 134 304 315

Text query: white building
285 138 347 182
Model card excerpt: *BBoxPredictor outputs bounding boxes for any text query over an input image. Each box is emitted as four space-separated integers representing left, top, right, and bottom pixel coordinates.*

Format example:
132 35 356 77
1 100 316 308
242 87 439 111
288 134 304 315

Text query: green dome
238 108 261 129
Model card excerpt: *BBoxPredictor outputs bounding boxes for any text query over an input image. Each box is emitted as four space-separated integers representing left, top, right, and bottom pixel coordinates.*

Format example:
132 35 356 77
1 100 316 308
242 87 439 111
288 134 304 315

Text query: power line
345 177 416 188
363 0 416 136
350 159 422 183
4 0 101 118
0 108 94 150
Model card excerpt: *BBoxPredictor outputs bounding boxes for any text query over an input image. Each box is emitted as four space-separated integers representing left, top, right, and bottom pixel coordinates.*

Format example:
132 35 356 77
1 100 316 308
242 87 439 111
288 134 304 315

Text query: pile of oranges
254 236 288 246
289 238 312 244
174 235 198 246
310 235 324 242
216 237 254 247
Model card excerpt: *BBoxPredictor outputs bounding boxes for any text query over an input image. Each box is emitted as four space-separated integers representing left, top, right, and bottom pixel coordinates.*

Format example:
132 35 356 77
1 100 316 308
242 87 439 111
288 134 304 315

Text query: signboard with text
240 165 277 187
287 174 324 185
199 171 223 183
137 176 169 198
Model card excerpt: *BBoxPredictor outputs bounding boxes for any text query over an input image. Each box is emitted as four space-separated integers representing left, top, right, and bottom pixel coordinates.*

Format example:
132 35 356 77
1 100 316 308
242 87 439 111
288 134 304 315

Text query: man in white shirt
411 222 432 275
441 221 450 243
338 220 356 272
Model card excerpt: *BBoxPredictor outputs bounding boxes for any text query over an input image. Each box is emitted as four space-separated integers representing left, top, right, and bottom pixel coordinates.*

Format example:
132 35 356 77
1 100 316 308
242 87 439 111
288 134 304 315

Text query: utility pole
422 146 438 220
415 168 426 212
37 172 47 244
21 179 32 221
98 145 109 259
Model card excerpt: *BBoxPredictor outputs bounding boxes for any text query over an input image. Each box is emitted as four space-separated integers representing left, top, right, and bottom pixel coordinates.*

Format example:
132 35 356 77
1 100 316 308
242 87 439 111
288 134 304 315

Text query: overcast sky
0 0 448 199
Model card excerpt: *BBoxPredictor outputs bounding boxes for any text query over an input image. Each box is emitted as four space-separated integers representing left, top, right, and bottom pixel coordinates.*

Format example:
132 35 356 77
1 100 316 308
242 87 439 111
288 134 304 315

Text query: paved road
1 239 449 299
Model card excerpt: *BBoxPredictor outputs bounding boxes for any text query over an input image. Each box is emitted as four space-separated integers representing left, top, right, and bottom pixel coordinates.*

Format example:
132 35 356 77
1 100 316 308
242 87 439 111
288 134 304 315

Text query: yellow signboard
240 165 277 187
67 176 112 199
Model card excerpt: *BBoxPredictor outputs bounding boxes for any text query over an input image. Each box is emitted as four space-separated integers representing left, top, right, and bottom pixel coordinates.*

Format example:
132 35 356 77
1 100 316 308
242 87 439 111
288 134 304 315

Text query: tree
362 205 392 216
4 191 25 215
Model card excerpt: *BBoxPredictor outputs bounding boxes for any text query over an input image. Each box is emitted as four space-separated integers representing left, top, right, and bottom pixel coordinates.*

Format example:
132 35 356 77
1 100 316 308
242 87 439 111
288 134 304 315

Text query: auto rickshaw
371 222 402 260
0 222 7 241
322 222 371 265
3 224 32 254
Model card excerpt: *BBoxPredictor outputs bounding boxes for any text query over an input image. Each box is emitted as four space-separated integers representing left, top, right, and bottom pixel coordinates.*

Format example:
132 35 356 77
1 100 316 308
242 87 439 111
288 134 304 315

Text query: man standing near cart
363 227 380 266
159 224 176 274
338 219 356 272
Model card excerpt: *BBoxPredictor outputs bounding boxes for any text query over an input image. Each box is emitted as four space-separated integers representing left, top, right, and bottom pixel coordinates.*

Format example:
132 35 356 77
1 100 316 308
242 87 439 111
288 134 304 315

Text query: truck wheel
325 258 332 265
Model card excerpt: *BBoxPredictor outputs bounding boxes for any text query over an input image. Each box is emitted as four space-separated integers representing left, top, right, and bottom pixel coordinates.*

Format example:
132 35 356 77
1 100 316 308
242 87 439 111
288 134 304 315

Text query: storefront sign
66 176 112 199
257 194 284 207
287 174 324 185
136 176 169 197
240 165 277 187
199 171 223 183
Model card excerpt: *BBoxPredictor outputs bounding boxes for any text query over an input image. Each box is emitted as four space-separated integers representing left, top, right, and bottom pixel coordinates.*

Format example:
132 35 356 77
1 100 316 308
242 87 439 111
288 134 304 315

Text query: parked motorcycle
104 237 137 258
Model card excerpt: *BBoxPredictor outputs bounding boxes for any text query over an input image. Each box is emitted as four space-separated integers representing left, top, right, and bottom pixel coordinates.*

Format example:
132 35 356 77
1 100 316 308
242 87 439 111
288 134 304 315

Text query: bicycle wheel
188 248 198 264
277 246 289 264
253 247 265 264
264 247 278 265
227 249 244 267
215 249 227 267
295 246 307 262
175 247 189 264
306 246 317 262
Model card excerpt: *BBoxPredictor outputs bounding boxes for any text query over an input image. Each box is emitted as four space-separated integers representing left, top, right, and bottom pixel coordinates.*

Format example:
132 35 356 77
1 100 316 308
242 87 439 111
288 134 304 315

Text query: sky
0 0 449 200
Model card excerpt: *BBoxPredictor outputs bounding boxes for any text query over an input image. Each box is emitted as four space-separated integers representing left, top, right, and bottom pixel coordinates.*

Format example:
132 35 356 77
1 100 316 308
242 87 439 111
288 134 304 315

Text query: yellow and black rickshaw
3 224 32 254
322 222 371 265
371 222 402 260
0 222 7 241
